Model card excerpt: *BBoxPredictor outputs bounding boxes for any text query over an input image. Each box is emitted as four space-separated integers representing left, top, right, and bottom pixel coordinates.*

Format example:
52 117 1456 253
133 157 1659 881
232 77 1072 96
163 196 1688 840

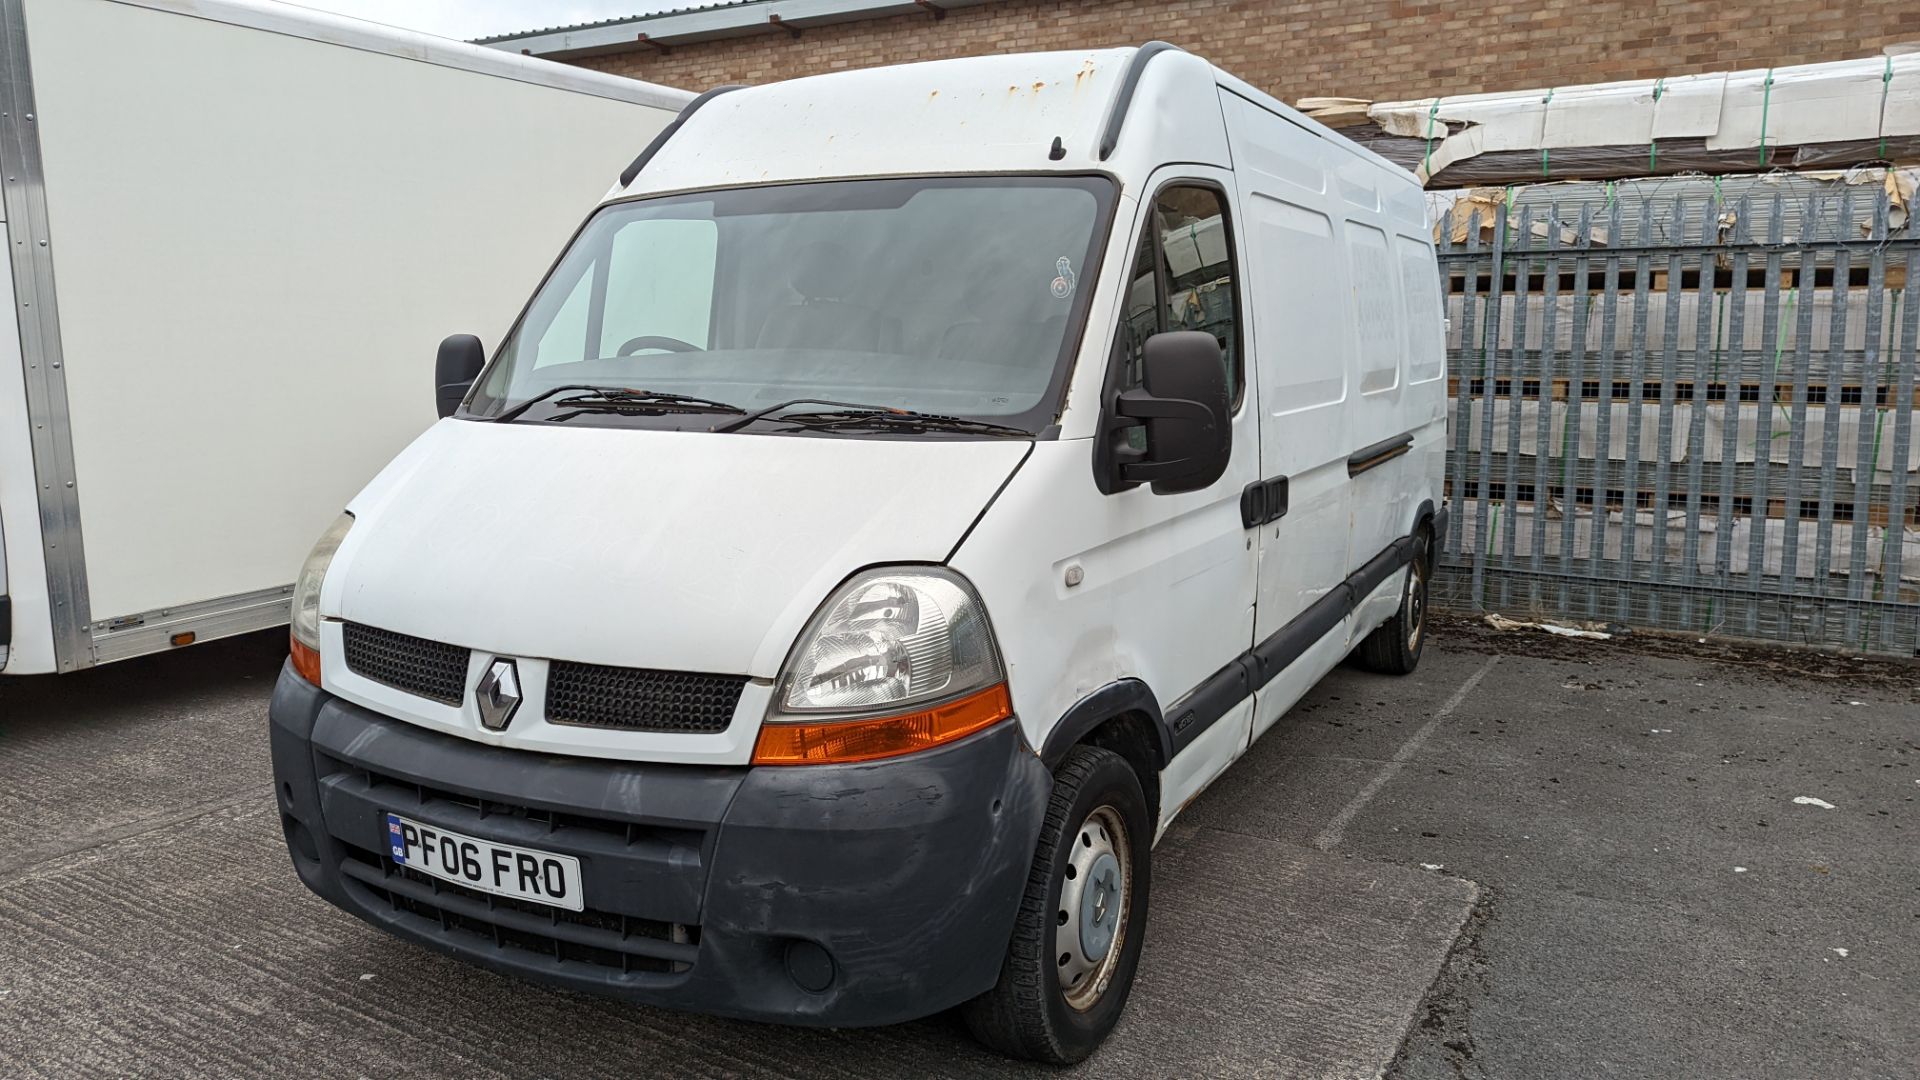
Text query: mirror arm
1112 390 1218 485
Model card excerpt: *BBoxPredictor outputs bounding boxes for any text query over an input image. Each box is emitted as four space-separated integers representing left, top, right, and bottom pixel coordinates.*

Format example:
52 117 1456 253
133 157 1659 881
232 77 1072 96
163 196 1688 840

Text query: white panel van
269 44 1448 1064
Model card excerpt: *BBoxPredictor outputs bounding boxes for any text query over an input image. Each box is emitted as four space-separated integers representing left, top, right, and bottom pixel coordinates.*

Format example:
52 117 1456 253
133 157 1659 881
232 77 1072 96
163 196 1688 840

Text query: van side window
1113 185 1241 408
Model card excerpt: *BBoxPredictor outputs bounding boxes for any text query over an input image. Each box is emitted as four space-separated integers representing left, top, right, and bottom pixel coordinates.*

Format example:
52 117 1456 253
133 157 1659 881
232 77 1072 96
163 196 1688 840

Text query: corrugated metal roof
475 0 991 56
472 1 762 45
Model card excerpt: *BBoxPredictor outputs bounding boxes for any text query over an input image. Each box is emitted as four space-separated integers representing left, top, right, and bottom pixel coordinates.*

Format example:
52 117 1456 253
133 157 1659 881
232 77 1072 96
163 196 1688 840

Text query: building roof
476 0 992 58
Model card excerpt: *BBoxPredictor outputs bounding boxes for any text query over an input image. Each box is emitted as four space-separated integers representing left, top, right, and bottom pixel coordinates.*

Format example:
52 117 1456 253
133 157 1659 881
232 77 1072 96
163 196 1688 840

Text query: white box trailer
0 0 690 674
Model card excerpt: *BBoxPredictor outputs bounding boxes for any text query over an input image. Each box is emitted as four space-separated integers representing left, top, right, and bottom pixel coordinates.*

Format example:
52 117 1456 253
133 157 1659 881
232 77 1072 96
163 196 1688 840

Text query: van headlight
758 567 1012 764
289 512 353 682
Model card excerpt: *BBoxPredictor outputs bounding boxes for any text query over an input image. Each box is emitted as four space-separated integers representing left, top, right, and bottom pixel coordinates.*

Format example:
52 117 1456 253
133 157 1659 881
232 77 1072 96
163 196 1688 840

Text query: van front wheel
1357 529 1430 675
961 745 1151 1064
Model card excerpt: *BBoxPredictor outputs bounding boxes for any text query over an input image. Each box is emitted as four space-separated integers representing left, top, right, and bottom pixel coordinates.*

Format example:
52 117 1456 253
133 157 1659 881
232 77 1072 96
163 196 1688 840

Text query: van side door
1218 92 1358 741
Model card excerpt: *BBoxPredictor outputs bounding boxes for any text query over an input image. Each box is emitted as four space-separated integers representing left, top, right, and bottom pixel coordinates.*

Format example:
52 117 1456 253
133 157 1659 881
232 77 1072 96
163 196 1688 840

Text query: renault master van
269 44 1448 1064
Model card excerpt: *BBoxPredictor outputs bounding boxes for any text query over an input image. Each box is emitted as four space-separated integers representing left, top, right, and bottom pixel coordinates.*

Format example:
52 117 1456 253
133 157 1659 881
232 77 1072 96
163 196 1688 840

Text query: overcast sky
285 1 678 41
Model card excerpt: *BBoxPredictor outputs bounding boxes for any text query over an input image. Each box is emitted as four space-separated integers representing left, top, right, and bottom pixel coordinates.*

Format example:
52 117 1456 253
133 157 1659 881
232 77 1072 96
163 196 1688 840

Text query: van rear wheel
1357 529 1430 675
961 745 1151 1064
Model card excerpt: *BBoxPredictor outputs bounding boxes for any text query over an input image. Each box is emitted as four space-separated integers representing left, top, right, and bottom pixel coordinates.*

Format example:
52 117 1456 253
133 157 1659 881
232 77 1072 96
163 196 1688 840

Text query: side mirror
435 334 486 418
1101 330 1231 495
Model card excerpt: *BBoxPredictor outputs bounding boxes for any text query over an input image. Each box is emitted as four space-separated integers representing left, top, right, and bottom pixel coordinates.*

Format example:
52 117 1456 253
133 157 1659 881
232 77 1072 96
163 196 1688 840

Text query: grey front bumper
268 662 1051 1027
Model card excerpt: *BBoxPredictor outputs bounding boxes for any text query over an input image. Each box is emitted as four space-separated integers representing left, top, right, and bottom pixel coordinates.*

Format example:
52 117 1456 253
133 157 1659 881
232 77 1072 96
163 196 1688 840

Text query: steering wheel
615 335 703 356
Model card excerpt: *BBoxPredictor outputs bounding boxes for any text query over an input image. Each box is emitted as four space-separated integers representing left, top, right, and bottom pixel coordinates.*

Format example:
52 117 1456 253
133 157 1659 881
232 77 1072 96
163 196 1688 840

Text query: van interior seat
755 241 896 352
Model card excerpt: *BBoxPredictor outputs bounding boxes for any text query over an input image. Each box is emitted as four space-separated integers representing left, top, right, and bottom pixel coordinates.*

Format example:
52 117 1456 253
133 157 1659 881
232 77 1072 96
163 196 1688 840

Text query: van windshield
468 176 1116 433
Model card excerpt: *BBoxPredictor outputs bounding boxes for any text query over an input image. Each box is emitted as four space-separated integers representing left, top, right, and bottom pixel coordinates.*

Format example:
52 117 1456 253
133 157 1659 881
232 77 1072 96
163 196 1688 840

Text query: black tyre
1357 528 1431 675
961 745 1152 1065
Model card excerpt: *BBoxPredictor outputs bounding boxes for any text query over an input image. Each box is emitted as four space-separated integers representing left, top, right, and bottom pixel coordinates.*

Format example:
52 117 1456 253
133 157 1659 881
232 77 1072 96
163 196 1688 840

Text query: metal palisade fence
1433 172 1920 655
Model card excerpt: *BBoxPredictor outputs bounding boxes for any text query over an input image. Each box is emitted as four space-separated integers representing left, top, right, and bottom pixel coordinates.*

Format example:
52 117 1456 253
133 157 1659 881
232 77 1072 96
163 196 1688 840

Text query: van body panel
949 435 1256 767
2 0 691 674
326 418 1028 678
1215 87 1446 747
1250 610 1353 742
1158 695 1252 829
1220 93 1357 647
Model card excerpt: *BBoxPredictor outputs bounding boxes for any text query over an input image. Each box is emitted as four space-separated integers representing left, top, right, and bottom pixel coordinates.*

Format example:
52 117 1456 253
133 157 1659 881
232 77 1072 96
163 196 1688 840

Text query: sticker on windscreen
1050 256 1077 300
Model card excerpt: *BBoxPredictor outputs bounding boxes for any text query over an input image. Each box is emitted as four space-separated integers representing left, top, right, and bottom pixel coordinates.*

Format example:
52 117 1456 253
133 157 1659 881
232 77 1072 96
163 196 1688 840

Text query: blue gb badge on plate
387 813 408 863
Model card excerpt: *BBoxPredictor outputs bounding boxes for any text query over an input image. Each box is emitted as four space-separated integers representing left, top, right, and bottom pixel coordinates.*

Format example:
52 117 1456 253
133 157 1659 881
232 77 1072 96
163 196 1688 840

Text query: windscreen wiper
778 409 1032 438
711 397 1029 437
491 384 745 423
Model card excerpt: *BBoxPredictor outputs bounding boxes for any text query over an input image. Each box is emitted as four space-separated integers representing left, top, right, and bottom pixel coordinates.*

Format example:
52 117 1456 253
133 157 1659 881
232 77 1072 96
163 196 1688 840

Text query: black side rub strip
618 85 744 186
1348 432 1414 477
1097 42 1183 161
1163 533 1416 757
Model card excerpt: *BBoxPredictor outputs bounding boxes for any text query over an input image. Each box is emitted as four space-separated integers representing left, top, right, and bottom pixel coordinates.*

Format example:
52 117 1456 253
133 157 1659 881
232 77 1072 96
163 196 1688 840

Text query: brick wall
565 0 1920 102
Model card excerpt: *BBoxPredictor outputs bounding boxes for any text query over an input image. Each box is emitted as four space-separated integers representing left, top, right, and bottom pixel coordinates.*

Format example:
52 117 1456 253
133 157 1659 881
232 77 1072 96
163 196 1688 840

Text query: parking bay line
1312 656 1497 852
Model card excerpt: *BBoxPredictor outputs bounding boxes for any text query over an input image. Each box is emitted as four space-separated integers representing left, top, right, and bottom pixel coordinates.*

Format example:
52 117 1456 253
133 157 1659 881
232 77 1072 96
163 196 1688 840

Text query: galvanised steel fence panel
1433 174 1920 655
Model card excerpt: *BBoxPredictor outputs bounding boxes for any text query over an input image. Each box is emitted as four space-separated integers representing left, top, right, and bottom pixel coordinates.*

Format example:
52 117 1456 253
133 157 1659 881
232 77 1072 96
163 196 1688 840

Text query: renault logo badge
475 658 522 731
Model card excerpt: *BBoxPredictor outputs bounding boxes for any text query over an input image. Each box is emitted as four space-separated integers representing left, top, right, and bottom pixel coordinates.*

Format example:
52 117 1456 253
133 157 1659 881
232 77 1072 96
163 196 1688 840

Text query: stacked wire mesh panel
1433 171 1920 655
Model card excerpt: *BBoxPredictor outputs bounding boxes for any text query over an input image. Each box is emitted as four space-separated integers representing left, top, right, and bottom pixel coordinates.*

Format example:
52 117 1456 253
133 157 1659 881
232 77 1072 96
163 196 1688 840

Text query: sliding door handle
1240 475 1289 528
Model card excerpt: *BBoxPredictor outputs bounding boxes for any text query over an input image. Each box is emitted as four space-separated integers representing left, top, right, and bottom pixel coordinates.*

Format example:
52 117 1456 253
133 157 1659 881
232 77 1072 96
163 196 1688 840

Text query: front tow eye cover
785 939 836 993
476 658 522 731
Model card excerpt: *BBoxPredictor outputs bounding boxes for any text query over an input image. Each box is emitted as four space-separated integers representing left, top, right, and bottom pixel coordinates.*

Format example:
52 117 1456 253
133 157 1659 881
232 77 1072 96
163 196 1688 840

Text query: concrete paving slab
0 632 1477 1079
0 801 1473 1079
0 634 283 876
22 616 1907 1079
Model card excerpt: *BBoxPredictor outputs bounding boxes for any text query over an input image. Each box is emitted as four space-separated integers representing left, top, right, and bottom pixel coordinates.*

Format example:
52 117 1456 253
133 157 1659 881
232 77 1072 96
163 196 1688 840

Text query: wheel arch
1410 497 1437 542
1038 679 1170 824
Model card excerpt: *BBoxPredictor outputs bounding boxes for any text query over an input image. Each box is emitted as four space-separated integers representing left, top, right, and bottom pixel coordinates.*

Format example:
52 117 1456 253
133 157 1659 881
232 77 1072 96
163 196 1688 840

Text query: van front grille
546 661 746 733
341 623 469 706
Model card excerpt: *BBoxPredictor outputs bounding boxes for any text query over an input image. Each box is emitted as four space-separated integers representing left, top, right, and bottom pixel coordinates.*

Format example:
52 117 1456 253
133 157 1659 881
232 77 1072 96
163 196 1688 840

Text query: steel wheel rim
1056 804 1131 1011
1406 557 1427 652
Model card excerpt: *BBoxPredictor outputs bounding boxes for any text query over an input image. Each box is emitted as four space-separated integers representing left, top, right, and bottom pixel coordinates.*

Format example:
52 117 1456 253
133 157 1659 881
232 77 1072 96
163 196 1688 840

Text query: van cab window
1113 184 1241 411
472 176 1115 434
532 219 718 367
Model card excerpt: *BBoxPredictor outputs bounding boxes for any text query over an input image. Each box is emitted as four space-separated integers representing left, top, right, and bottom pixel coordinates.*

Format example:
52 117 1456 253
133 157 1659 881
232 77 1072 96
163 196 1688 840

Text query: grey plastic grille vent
546 661 746 733
341 623 469 706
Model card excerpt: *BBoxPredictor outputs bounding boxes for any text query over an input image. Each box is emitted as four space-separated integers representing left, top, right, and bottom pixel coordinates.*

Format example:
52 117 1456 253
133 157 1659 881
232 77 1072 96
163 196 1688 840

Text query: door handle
1240 476 1288 528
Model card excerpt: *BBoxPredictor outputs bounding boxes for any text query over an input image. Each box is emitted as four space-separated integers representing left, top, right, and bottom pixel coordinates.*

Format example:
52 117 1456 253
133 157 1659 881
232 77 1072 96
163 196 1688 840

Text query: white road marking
1793 796 1836 810
1313 656 1498 852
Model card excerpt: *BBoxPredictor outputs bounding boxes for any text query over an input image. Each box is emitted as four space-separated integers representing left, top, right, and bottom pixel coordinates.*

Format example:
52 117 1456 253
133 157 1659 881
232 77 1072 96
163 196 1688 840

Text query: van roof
619 45 1415 198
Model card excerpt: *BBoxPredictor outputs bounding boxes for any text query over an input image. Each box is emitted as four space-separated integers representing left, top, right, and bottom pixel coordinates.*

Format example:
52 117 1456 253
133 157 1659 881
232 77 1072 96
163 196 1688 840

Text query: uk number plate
385 813 584 912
